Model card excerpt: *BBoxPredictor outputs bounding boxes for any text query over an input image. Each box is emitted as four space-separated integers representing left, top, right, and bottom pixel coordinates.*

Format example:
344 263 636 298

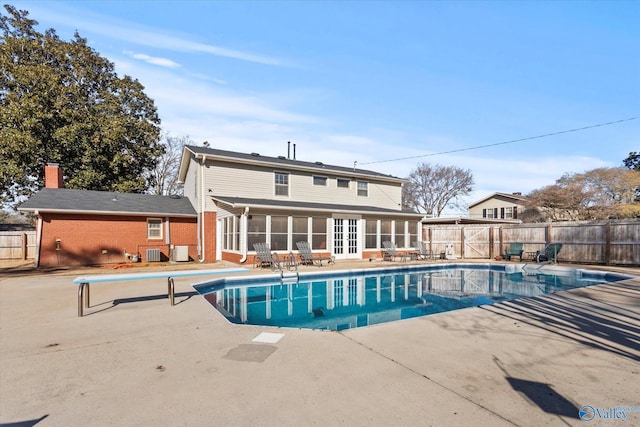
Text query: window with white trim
357 181 368 197
274 172 289 196
504 207 513 219
270 215 288 251
147 218 162 239
337 178 350 188
394 220 405 248
365 219 377 249
313 176 327 186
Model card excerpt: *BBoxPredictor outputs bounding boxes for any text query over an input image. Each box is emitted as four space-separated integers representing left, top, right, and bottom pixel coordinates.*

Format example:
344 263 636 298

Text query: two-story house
178 145 423 264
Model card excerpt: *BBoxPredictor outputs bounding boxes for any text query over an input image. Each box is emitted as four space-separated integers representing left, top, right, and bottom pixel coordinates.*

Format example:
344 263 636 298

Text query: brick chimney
45 163 64 188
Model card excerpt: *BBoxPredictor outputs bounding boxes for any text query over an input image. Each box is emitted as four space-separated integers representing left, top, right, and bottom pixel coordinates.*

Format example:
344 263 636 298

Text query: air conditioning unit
146 248 161 262
173 245 189 262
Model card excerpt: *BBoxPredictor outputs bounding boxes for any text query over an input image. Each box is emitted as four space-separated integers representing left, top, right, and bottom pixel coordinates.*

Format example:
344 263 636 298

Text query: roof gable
468 192 528 208
19 188 197 217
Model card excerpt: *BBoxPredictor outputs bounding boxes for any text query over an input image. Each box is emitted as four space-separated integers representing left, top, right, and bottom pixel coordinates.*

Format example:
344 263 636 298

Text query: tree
523 167 640 221
147 135 192 196
1 5 162 209
623 152 639 171
402 162 473 217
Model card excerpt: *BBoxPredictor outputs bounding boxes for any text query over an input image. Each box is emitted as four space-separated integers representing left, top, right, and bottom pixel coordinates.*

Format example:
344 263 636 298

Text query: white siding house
468 192 527 221
178 146 423 263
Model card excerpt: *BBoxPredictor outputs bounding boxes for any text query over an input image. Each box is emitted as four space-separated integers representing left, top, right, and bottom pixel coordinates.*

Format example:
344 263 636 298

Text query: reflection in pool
193 265 631 331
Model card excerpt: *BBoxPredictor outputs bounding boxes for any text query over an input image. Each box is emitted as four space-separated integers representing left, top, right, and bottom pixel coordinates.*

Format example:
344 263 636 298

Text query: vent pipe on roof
287 141 291 159
293 143 296 160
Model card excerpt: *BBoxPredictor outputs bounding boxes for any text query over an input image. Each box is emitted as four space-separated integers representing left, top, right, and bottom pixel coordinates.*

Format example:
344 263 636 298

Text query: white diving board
74 268 248 317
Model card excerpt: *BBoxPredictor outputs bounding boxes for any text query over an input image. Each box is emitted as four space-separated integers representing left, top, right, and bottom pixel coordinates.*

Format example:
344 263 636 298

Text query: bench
73 268 248 317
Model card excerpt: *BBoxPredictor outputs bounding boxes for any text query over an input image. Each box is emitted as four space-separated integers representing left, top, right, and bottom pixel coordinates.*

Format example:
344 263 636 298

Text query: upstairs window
147 218 162 239
337 178 350 188
357 181 368 197
313 176 327 186
274 172 289 196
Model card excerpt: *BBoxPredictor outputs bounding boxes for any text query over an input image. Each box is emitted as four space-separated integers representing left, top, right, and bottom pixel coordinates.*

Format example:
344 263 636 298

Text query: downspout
35 211 42 267
199 158 206 263
165 217 171 260
239 206 249 263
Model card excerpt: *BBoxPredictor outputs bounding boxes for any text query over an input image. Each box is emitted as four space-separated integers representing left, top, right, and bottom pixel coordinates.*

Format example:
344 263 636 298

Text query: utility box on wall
173 245 189 262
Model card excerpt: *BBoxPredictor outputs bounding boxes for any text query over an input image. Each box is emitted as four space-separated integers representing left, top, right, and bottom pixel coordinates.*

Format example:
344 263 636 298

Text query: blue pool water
193 264 632 331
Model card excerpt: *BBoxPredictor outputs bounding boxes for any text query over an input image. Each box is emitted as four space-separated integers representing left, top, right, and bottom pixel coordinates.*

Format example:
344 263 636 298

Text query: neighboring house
467 192 527 222
19 164 197 267
178 145 423 264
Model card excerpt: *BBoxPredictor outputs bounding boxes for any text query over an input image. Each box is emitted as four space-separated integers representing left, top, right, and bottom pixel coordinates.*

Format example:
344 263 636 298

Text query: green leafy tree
1 5 162 209
402 162 473 216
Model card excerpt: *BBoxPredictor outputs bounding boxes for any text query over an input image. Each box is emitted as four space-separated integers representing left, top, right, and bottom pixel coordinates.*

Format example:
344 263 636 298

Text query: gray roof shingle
185 145 405 182
211 195 421 217
19 188 197 217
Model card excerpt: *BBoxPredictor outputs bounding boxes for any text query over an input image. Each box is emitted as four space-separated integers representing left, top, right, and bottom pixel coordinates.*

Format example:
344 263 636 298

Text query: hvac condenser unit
146 248 161 262
173 246 189 262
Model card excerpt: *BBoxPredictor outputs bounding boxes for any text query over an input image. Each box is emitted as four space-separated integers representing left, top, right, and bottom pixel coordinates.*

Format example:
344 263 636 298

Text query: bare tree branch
147 134 192 196
402 162 474 217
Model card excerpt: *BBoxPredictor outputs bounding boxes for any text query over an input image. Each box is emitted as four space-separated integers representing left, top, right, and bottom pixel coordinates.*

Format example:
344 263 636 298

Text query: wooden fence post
460 226 465 258
604 221 611 265
489 226 494 259
22 232 27 260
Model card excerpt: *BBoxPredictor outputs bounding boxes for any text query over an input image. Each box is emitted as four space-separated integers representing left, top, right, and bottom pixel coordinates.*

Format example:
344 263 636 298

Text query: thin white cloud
123 50 180 68
26 3 288 66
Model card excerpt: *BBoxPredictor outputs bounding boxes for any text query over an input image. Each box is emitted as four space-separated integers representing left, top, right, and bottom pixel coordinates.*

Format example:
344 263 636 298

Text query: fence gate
463 226 490 259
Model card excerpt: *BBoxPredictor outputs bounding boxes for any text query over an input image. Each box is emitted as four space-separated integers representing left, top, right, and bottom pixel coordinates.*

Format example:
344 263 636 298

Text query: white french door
333 217 360 259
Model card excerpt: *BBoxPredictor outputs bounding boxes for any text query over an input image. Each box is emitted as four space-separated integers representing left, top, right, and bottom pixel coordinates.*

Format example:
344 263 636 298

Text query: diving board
74 268 248 317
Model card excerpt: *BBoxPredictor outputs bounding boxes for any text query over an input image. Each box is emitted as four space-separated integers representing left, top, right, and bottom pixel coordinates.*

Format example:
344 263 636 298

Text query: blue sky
14 0 640 213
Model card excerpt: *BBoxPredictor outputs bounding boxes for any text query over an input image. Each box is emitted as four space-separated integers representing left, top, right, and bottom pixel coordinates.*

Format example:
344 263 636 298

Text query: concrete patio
1 260 638 426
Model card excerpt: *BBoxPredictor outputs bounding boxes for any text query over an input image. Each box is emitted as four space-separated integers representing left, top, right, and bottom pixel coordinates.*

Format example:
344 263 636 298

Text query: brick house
178 145 424 264
19 164 197 267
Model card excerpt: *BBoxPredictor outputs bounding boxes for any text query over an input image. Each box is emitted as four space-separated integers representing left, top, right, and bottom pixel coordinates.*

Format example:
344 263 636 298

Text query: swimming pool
193 264 633 331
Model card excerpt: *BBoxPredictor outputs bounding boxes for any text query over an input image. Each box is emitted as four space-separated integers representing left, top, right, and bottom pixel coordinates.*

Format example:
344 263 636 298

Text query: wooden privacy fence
423 219 640 266
0 231 36 260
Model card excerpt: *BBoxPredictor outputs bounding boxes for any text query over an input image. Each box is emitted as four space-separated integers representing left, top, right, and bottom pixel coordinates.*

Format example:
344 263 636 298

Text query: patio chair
382 241 408 262
504 242 524 261
253 243 276 270
412 241 432 261
296 241 334 266
535 243 563 263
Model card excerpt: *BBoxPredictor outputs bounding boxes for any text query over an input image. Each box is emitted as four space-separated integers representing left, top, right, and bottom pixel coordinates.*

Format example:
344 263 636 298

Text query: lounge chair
296 241 334 266
253 243 276 270
382 241 408 262
504 242 524 261
535 243 563 263
412 241 432 261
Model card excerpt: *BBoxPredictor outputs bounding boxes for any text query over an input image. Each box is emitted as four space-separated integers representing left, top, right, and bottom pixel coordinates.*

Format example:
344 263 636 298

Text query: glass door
333 217 360 259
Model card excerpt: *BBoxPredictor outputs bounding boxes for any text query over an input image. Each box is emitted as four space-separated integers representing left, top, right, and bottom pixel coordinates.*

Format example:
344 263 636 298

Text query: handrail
75 267 249 317
274 252 299 282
